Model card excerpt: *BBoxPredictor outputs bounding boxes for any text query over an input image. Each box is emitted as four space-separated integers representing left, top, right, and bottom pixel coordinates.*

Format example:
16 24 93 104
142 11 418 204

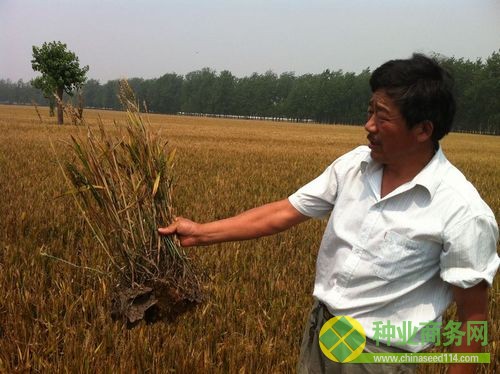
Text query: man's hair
370 53 456 143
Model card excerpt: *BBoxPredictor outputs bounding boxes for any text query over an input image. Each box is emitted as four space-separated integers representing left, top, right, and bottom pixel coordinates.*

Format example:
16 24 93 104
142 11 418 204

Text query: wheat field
0 104 498 373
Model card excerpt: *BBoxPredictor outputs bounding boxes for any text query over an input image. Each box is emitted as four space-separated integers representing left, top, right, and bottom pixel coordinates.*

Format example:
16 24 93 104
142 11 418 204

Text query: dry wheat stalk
58 80 202 324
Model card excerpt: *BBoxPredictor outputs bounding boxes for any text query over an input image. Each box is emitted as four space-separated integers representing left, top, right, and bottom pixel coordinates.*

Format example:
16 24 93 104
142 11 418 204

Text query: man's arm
158 198 310 247
448 281 488 374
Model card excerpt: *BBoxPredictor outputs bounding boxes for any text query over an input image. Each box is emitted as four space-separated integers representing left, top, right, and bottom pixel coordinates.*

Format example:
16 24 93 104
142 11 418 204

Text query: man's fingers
158 222 177 236
157 226 172 235
158 217 199 246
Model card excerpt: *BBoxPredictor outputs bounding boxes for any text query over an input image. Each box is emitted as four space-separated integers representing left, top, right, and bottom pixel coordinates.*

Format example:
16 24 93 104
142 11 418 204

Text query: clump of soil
111 280 203 327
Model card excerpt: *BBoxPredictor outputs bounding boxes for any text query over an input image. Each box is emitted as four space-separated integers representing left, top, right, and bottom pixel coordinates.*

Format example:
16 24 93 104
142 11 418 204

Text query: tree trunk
49 97 55 117
56 87 64 125
77 92 84 120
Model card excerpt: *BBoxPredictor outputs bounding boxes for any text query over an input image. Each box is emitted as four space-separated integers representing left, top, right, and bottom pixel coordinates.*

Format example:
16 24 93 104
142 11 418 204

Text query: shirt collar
411 146 446 198
360 146 446 199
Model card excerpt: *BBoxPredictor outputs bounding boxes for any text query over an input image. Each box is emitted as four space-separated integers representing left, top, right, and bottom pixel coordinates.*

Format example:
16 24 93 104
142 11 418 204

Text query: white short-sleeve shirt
289 145 499 352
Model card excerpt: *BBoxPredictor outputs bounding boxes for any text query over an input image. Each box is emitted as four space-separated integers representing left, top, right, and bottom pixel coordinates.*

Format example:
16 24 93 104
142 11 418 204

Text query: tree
31 41 89 124
181 68 217 113
275 72 296 117
81 79 102 109
213 70 236 115
152 73 183 114
284 74 318 121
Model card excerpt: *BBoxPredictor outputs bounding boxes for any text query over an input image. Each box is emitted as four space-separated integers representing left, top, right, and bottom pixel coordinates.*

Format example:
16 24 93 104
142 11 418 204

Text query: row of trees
439 52 500 133
79 68 372 125
1 50 498 133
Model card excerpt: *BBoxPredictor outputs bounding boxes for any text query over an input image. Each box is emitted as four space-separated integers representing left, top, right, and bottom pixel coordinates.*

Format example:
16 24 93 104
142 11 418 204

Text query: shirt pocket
368 231 437 281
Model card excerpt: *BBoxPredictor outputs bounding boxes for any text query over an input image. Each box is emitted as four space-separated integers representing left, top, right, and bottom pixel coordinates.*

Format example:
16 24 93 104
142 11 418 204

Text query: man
159 54 499 373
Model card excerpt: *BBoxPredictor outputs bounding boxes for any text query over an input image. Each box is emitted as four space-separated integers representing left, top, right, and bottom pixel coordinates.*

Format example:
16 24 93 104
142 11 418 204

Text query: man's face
364 90 420 165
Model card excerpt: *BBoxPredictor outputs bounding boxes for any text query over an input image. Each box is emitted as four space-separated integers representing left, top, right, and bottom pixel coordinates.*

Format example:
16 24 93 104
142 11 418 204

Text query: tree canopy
31 41 89 124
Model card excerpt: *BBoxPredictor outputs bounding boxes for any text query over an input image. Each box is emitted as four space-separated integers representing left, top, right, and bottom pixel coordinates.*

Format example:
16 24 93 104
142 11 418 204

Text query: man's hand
158 217 201 247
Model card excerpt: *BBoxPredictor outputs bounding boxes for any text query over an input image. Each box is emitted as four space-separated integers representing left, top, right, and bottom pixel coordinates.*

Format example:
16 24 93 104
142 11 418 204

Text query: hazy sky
1 0 499 82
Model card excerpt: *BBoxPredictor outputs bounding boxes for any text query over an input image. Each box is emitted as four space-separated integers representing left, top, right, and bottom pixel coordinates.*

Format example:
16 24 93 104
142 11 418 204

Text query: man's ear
414 120 434 142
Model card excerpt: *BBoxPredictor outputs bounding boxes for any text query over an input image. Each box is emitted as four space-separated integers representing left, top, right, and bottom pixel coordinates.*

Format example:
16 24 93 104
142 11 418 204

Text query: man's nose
365 114 376 133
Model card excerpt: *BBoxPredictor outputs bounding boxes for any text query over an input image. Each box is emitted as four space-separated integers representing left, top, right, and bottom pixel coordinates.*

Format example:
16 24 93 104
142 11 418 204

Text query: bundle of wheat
60 80 203 326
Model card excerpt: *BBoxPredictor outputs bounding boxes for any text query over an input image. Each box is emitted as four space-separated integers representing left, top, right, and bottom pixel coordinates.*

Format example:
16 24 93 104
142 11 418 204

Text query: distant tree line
1 50 498 134
65 69 370 126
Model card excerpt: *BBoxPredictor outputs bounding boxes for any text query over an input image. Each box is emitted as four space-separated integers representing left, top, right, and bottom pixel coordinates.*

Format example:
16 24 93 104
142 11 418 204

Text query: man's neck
381 145 436 198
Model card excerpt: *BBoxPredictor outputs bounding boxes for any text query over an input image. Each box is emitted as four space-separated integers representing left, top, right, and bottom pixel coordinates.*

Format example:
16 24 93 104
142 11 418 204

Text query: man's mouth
367 136 381 148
